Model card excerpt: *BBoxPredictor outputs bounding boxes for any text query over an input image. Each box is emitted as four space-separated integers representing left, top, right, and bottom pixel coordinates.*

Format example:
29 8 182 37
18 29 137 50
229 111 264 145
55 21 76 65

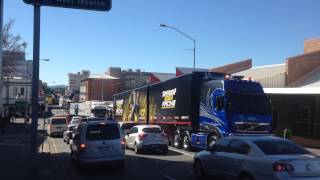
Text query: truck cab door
212 92 226 128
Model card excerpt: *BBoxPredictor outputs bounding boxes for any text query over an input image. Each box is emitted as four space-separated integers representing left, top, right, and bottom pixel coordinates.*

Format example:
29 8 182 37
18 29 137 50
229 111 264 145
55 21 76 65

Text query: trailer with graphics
113 72 272 150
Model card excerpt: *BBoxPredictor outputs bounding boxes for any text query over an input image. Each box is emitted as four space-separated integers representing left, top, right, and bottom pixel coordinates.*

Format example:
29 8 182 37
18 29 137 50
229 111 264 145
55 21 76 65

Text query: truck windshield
227 92 270 115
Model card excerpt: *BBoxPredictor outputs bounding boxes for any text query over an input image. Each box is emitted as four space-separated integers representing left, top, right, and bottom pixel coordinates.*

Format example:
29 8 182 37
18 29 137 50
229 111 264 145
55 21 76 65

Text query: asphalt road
47 136 197 180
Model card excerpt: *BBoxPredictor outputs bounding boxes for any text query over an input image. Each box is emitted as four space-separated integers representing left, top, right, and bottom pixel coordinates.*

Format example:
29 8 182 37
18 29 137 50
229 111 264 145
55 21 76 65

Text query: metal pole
30 4 40 161
193 40 196 69
101 78 103 101
25 64 28 121
0 0 4 113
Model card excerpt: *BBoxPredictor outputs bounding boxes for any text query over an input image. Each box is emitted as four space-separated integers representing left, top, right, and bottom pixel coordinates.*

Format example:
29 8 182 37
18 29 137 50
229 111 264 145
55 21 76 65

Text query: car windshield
227 92 271 115
51 119 66 125
254 140 311 155
142 127 162 133
86 124 120 141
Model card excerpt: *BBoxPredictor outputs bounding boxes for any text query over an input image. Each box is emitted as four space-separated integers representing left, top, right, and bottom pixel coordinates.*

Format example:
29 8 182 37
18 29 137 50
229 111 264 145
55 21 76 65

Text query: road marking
163 174 176 180
49 137 69 180
168 147 195 158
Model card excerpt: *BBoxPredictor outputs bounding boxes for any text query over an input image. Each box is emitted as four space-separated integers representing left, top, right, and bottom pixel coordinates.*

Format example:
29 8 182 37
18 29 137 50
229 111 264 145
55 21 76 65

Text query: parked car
70 120 125 168
193 135 320 180
47 117 67 137
125 125 169 154
63 124 77 144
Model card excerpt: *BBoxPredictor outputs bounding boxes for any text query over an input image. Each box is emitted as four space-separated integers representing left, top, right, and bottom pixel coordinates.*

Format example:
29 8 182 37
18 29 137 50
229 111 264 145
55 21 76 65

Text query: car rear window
51 118 66 125
142 127 161 133
68 126 75 131
86 124 120 141
254 140 311 155
120 123 137 130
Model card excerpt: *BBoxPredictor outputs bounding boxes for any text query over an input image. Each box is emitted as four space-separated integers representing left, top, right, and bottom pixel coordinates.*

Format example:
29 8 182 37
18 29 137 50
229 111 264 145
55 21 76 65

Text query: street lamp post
160 24 196 68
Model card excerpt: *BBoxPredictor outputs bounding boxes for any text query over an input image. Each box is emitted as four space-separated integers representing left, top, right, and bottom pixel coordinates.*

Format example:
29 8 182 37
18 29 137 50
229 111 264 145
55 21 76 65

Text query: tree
2 19 27 76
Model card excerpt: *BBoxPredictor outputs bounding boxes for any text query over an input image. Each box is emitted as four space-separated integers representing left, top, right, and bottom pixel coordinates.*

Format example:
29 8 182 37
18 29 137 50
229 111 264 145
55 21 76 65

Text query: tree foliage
2 19 28 76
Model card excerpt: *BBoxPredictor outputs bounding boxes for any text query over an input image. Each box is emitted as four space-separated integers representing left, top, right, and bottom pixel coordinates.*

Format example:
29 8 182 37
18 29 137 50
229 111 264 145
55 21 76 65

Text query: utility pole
30 3 40 163
0 0 4 114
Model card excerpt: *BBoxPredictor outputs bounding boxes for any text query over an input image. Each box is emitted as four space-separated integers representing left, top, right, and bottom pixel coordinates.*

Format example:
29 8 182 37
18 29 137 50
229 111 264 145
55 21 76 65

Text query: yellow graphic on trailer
161 88 177 109
121 91 147 123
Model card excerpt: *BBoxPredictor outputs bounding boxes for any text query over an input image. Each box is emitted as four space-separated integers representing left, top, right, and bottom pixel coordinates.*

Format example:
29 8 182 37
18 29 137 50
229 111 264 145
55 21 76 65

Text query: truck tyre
182 134 191 151
173 133 182 149
207 135 219 148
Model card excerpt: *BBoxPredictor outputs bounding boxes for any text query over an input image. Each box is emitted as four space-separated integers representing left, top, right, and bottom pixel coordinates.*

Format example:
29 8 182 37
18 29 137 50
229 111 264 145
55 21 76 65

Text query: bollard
283 129 292 139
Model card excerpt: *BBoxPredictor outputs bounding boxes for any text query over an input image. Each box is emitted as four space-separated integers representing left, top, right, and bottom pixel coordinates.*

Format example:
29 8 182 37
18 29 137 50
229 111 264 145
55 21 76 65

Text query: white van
47 117 67 137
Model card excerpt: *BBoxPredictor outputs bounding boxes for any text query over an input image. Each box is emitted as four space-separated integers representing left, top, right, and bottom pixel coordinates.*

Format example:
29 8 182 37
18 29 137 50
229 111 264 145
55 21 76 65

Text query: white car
125 125 169 154
194 135 320 180
63 124 77 144
70 116 81 125
47 117 67 137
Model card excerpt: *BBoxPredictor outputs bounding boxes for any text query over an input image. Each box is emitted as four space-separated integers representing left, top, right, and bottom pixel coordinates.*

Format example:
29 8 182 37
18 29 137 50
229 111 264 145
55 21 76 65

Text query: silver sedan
194 135 320 180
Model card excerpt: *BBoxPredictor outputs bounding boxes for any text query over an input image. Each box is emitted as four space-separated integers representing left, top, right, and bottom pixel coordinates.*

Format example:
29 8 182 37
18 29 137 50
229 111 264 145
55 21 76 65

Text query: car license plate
99 146 112 151
151 144 159 148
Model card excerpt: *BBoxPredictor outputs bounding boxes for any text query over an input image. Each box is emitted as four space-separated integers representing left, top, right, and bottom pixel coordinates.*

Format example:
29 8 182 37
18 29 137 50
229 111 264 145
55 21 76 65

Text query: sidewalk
0 118 62 180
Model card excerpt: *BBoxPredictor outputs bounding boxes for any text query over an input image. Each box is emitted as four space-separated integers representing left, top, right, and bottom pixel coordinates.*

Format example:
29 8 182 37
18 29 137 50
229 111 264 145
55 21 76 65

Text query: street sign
23 0 112 11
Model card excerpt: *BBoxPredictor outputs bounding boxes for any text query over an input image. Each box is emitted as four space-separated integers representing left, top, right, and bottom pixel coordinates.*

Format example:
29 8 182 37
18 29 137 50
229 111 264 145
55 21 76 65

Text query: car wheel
173 133 182 149
66 139 70 144
183 134 191 151
240 173 254 180
134 143 141 154
194 159 206 179
162 146 169 154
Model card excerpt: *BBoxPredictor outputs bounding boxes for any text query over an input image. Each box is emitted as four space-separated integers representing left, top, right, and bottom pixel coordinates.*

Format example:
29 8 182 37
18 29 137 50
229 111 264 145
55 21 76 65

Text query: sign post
22 0 112 169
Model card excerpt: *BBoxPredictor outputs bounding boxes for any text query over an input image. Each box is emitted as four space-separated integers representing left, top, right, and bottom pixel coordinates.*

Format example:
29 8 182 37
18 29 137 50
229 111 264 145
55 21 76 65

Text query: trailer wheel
173 133 182 149
182 134 191 151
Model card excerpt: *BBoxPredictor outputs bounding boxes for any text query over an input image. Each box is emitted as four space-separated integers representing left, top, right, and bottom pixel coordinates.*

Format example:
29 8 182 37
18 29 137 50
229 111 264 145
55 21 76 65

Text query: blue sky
5 0 320 85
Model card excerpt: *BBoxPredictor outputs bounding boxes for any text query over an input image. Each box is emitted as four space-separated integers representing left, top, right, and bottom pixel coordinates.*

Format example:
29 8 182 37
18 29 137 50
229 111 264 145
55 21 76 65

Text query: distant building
106 67 151 90
79 74 121 101
67 70 90 97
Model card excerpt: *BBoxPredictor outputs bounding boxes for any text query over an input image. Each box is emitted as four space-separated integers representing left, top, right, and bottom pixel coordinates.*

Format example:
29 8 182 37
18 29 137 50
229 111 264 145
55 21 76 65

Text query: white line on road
168 147 195 158
163 174 176 180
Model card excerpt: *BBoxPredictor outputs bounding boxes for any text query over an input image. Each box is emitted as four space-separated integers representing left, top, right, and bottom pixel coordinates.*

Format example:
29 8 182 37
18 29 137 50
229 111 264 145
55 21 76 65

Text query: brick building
79 74 121 102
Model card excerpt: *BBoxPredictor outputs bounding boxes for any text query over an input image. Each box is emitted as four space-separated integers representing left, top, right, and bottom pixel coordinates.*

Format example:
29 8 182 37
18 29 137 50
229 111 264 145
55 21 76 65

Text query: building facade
1 51 32 114
79 74 121 102
67 70 90 96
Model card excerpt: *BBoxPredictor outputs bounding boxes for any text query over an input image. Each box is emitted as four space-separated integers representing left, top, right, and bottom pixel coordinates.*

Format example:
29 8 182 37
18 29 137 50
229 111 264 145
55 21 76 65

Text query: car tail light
138 133 148 140
273 163 294 172
80 144 86 152
121 139 126 149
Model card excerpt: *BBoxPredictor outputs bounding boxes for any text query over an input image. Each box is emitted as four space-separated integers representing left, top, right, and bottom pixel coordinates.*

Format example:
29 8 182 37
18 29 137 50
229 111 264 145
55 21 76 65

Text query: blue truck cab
191 76 272 149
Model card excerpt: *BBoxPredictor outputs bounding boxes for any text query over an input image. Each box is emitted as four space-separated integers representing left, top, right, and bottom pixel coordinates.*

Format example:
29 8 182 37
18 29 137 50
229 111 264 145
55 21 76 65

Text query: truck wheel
134 143 141 154
208 135 219 148
173 133 182 149
182 134 191 151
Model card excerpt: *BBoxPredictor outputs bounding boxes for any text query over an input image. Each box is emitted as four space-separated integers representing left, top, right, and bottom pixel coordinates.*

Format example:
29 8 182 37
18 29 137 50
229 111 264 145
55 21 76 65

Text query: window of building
13 87 17 96
20 87 25 95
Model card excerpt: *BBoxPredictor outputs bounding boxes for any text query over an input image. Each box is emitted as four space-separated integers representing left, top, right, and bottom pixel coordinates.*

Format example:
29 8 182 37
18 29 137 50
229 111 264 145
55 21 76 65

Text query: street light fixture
160 24 196 68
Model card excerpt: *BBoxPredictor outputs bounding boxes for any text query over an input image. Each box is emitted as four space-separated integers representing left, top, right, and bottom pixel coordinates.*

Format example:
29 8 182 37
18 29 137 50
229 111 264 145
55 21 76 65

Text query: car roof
226 135 289 142
134 125 160 129
86 120 118 125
